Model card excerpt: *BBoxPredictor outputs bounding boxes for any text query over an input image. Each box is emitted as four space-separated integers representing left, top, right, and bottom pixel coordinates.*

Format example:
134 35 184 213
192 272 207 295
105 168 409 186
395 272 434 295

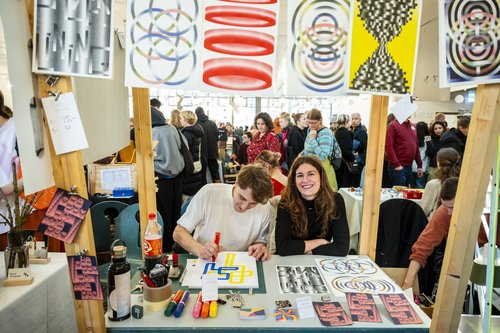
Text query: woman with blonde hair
275 155 349 256
419 147 461 219
170 109 182 128
301 109 338 191
254 150 287 196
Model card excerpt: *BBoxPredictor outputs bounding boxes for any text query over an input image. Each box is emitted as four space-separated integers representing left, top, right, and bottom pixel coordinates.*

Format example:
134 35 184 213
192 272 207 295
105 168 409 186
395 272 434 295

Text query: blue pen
173 291 190 318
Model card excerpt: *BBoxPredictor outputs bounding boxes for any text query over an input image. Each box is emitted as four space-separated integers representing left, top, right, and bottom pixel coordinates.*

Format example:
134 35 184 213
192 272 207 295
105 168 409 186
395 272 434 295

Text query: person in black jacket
350 113 367 187
335 114 356 188
180 110 204 196
195 107 220 183
286 113 307 169
275 155 349 256
439 115 470 159
426 120 446 180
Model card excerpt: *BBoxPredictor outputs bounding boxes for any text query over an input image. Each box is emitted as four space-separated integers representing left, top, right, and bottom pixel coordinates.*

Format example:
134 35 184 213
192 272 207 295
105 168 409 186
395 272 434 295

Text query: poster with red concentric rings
200 0 280 96
286 0 352 96
125 0 203 89
439 0 500 87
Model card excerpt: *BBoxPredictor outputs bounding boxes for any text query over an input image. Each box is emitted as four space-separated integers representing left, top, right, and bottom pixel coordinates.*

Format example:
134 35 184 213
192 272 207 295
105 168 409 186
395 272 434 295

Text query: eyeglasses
307 120 320 125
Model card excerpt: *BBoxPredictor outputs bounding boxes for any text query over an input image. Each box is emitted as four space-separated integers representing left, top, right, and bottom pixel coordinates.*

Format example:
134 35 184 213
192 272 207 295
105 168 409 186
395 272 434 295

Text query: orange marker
212 232 221 262
201 301 210 318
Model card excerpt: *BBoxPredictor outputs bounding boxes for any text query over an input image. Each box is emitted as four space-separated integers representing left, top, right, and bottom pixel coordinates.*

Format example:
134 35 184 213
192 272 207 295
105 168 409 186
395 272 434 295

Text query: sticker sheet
37 188 91 243
67 255 103 301
379 293 423 324
313 301 352 326
345 292 382 322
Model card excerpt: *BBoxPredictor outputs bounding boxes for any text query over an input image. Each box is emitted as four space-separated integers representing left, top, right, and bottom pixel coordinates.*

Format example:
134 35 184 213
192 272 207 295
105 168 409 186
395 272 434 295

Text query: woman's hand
309 130 317 140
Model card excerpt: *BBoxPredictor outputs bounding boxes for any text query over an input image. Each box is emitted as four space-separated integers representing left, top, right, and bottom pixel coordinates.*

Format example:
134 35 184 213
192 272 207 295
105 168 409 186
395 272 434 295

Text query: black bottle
107 239 131 321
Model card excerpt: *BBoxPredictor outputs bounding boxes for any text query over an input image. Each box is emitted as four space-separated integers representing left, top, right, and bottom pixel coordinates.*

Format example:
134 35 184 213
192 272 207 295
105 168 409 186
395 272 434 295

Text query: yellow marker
209 300 218 318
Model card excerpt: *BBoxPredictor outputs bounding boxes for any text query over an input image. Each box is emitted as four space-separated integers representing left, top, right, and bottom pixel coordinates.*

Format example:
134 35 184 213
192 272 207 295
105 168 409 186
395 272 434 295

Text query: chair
114 204 164 260
376 198 434 295
375 198 428 268
90 201 129 264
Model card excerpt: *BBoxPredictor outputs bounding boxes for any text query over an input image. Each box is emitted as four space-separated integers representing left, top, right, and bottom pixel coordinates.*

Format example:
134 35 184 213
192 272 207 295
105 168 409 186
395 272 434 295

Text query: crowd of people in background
134 97 473 259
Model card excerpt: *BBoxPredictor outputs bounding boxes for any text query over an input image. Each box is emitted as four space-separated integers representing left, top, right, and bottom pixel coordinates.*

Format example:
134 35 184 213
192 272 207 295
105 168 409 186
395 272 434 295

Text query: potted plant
0 162 42 271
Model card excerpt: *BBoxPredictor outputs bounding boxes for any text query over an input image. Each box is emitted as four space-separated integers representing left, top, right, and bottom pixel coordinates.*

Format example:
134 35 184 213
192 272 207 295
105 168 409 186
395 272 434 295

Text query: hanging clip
45 75 60 87
69 185 78 195
47 90 61 102
409 95 416 104
76 248 88 257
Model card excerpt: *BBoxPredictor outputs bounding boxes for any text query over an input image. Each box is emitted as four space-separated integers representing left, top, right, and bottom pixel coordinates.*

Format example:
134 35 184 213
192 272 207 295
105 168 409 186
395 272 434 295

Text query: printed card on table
313 301 352 326
345 292 382 323
68 255 103 301
274 307 297 321
379 293 422 324
239 308 266 320
37 188 91 243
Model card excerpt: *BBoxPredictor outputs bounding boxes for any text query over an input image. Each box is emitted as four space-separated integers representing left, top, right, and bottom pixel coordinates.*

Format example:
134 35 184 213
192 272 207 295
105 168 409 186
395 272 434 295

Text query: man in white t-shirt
173 165 275 261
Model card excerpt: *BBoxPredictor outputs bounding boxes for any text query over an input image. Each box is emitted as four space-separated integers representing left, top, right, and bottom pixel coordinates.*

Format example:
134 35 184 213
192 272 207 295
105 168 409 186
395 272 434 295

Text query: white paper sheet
100 167 132 191
187 252 259 289
391 95 418 124
42 93 89 155
295 296 316 319
201 274 219 302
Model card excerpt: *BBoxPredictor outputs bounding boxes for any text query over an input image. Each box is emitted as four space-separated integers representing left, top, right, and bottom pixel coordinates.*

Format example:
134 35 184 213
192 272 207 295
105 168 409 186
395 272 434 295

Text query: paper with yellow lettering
185 252 259 289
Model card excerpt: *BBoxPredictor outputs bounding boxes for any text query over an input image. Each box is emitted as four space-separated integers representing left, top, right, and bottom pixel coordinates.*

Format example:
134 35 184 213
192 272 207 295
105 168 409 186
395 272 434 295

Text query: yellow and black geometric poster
347 0 421 95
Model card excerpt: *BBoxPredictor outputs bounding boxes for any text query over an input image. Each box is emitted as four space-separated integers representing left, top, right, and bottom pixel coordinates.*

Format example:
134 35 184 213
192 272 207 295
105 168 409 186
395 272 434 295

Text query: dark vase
4 231 29 271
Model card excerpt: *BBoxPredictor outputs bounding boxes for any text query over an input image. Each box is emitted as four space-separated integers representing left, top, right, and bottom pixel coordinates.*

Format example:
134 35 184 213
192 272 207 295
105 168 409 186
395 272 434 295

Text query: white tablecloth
0 252 77 333
339 188 421 251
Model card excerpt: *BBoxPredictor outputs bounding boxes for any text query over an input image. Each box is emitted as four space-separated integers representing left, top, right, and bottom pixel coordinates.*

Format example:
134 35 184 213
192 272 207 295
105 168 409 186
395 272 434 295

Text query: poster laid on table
33 0 114 78
439 0 500 88
347 0 422 95
200 0 280 96
125 0 203 90
286 0 352 96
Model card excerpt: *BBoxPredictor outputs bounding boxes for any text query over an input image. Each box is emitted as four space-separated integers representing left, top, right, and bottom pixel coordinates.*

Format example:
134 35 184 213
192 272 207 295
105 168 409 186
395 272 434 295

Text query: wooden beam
431 84 500 332
132 88 157 258
25 1 105 331
359 95 389 258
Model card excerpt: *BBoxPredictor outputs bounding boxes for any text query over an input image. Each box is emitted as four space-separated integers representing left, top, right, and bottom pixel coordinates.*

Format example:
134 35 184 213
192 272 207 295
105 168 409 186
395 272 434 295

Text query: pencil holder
143 278 172 311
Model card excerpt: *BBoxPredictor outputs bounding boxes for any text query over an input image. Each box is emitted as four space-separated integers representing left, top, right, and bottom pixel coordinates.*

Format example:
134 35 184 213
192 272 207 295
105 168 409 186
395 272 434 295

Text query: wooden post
132 88 158 258
358 95 389 258
431 84 500 332
24 0 105 331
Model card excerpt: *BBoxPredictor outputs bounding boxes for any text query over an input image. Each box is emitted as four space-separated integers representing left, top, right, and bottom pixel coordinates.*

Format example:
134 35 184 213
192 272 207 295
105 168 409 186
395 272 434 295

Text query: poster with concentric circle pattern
125 0 203 89
439 0 500 87
286 0 352 96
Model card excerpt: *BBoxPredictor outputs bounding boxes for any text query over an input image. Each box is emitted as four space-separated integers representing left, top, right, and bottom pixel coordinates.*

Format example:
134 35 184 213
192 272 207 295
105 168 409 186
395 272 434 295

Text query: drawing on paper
439 0 500 87
287 0 351 95
277 265 329 294
33 0 113 78
348 0 421 95
186 252 259 289
317 258 380 275
126 0 201 89
330 275 397 295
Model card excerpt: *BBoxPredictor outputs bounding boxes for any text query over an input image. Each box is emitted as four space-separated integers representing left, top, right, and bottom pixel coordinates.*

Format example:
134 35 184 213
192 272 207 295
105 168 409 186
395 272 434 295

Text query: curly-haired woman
275 155 349 256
